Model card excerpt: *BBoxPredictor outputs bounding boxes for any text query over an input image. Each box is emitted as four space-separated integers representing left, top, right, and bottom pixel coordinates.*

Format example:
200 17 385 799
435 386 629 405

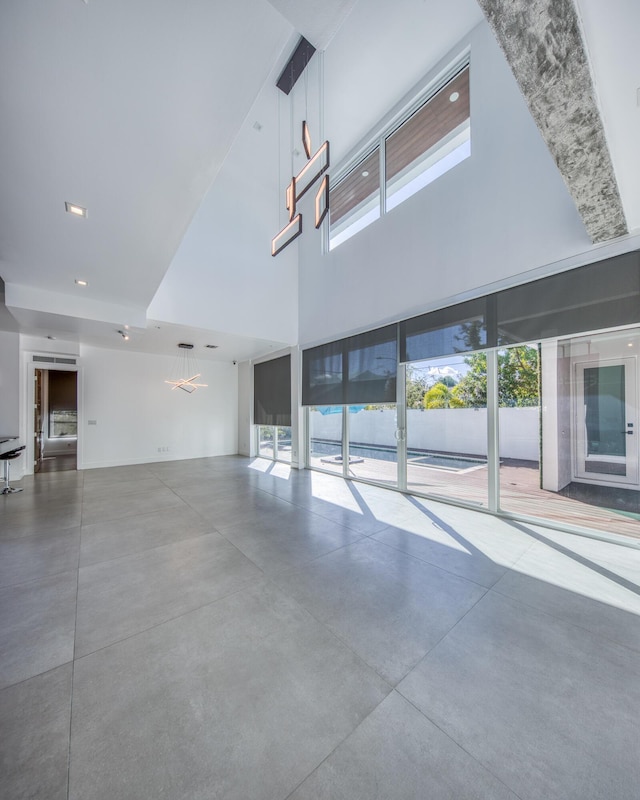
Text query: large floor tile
0 663 72 800
0 505 82 540
290 691 518 800
372 524 510 588
0 571 77 689
273 538 487 684
80 506 214 566
215 511 363 574
81 474 167 499
75 532 263 656
80 485 187 525
82 464 157 486
69 582 390 800
398 590 640 800
0 527 80 587
492 538 640 651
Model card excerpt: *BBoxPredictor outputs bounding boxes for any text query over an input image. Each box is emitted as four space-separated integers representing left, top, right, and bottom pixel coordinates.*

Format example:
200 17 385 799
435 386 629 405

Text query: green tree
423 381 465 408
405 368 428 409
453 346 539 408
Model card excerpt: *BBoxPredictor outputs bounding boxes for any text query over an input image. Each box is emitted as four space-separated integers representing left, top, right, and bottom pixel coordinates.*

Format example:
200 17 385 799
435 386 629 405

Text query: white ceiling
0 0 637 361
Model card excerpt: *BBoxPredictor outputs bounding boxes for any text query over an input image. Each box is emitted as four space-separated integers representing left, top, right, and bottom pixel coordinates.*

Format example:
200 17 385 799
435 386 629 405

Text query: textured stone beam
477 0 627 243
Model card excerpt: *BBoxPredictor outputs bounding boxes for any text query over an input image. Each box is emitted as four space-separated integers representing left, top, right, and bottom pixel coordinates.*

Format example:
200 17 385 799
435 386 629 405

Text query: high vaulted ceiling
0 0 638 360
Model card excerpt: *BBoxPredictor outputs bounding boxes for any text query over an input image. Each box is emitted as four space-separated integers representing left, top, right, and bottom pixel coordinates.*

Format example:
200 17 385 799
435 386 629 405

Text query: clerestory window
329 62 470 250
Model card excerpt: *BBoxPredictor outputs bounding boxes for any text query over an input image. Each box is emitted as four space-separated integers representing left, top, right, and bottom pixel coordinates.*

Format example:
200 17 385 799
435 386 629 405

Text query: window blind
302 325 398 406
254 355 291 426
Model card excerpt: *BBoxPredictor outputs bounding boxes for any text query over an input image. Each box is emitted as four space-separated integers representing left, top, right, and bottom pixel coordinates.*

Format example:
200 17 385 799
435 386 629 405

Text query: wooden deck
309 454 640 542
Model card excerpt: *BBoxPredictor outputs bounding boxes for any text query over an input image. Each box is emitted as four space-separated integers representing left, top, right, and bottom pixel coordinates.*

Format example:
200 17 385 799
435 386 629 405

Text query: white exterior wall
310 406 539 461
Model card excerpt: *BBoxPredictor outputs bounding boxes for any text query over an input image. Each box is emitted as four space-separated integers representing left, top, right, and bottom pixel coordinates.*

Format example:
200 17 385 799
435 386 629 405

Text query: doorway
33 369 78 473
574 357 638 486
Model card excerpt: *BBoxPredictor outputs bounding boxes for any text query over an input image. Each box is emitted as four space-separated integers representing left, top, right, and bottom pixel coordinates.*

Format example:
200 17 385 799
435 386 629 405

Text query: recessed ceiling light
47 335 56 340
65 202 88 218
74 279 88 286
449 92 460 102
117 329 129 341
205 344 219 349
361 170 369 177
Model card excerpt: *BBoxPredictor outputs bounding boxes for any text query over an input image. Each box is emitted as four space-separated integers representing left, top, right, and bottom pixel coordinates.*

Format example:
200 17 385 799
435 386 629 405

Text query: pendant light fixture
165 343 208 393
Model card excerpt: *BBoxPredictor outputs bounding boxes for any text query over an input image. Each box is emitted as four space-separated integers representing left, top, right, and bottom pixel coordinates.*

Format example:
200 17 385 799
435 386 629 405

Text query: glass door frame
573 356 638 486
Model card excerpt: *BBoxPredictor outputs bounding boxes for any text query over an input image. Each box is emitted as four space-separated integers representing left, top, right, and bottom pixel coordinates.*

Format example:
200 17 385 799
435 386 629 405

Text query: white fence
310 406 540 461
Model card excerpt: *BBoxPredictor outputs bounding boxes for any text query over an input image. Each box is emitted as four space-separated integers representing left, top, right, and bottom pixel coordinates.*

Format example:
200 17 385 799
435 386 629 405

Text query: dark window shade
302 325 398 406
401 297 488 363
385 66 470 184
254 355 291 426
302 341 344 406
330 148 380 227
345 325 397 404
48 370 77 411
496 252 640 344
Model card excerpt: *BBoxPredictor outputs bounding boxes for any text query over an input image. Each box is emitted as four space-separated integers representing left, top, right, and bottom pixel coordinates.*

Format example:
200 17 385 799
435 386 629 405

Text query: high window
329 63 470 249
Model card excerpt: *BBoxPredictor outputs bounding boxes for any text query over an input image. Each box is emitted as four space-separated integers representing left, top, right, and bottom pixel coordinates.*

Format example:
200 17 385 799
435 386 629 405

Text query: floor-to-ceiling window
405 355 488 507
302 251 640 542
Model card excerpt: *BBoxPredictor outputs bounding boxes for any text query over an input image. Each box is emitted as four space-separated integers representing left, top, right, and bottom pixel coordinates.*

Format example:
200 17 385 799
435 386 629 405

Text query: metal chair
1 446 25 494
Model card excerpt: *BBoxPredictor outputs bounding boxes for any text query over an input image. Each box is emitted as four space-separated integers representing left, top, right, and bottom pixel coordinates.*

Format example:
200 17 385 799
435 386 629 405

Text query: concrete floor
1 455 640 799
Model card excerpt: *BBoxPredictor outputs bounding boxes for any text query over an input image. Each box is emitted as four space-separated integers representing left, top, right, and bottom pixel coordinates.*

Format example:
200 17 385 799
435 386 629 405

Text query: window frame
328 55 470 250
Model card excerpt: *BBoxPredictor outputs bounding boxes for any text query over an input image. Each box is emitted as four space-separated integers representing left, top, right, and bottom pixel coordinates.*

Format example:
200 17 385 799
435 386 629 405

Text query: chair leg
1 458 23 494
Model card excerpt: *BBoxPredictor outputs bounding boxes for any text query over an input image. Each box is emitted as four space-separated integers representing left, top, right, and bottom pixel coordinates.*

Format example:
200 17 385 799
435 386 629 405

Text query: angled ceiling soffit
477 0 627 243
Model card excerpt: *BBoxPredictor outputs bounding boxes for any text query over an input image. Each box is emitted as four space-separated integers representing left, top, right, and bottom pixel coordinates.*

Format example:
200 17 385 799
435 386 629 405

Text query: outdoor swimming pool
311 440 487 471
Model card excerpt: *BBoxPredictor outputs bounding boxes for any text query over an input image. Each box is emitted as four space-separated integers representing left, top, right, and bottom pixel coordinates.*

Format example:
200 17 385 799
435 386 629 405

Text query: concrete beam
477 0 627 243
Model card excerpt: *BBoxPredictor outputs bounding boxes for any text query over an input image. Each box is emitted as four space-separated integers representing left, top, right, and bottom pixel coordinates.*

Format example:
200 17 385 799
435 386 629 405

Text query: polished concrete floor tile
182 488 297 528
82 464 156 485
492 539 640 651
80 485 187 525
69 582 390 800
398 590 640 800
273 538 487 684
80 506 214 566
215 512 363 574
0 571 77 689
290 691 518 800
0 527 80 587
0 663 72 800
372 524 510 588
0 505 82 540
75 532 263 656
81 474 167 499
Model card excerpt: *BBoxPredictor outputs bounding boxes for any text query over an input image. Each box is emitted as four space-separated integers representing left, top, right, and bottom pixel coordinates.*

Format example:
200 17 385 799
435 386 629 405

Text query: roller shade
303 325 398 406
496 251 640 344
254 355 291 426
48 371 77 411
400 251 640 363
400 297 489 363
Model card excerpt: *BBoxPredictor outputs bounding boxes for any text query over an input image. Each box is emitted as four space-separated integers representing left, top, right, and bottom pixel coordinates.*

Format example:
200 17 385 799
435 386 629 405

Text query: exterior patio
308 452 640 542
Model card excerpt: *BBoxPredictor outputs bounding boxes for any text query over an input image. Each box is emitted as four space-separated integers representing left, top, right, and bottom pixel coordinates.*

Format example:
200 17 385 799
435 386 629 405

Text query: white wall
310 406 539 461
80 345 238 469
237 360 253 457
298 21 594 346
0 331 19 434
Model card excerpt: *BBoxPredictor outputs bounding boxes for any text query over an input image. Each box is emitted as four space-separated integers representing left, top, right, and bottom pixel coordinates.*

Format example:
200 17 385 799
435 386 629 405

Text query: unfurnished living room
1 1 640 799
